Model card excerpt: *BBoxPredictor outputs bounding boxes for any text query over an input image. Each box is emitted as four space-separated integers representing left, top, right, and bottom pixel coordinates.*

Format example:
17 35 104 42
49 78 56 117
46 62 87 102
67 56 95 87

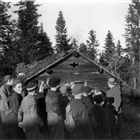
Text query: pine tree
124 0 140 90
14 0 41 64
55 11 71 53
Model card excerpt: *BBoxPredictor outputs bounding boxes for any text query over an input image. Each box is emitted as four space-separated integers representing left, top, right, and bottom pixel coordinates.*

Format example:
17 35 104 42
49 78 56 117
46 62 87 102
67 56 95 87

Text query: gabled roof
24 50 125 84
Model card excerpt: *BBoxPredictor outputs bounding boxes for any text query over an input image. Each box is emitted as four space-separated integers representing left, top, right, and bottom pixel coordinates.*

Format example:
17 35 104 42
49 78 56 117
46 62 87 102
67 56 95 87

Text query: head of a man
48 77 61 90
94 95 104 106
60 85 69 96
107 77 116 89
72 84 84 99
84 86 92 96
5 75 15 86
26 82 38 95
12 79 23 94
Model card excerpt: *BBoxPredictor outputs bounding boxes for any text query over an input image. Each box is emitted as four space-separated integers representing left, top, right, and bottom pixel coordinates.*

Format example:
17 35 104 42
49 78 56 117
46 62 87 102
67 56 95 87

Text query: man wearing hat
107 77 121 113
45 77 64 139
18 81 43 140
68 84 94 139
107 77 122 139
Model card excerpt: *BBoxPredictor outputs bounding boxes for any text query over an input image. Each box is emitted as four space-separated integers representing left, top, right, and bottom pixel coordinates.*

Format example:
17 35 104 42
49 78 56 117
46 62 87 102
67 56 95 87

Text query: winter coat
93 104 109 139
4 91 25 139
45 90 64 139
69 98 94 139
107 85 122 112
0 84 12 112
18 94 43 131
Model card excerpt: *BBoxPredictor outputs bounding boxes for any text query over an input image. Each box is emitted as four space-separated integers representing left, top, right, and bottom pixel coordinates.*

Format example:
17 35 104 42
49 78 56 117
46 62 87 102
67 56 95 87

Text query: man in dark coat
81 86 97 130
68 84 94 139
82 86 93 109
106 97 118 138
59 85 70 120
35 80 49 138
59 85 70 139
93 95 109 139
45 77 64 140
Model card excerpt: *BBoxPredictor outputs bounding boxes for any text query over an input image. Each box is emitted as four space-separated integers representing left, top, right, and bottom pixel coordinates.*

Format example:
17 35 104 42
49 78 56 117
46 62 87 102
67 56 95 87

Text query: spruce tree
55 11 71 53
124 0 140 90
0 1 17 74
79 43 88 54
14 0 41 63
116 40 123 57
86 30 99 60
114 40 124 75
103 30 116 72
71 37 78 50
36 22 53 60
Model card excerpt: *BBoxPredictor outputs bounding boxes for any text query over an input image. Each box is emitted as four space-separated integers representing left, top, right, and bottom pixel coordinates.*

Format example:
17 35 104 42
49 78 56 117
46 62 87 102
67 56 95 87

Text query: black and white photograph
0 0 140 139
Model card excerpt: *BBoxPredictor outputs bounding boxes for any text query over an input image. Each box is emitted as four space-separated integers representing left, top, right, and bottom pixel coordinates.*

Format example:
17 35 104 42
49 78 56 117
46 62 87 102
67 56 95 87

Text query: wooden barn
24 50 124 92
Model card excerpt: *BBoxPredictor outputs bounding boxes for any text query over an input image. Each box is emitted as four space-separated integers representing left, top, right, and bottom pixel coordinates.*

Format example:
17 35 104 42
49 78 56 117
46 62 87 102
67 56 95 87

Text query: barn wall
38 55 111 92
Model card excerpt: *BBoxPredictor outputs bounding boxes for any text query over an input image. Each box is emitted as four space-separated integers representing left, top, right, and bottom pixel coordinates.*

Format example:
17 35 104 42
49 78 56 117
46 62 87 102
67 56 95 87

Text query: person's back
93 95 109 139
19 94 43 130
68 84 94 139
81 96 93 111
59 85 70 120
18 82 43 140
45 89 62 115
35 92 48 134
106 97 119 138
45 77 64 140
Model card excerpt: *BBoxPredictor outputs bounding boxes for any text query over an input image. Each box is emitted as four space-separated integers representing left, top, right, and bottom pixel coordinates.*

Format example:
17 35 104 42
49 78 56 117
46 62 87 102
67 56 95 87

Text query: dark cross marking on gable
70 62 79 67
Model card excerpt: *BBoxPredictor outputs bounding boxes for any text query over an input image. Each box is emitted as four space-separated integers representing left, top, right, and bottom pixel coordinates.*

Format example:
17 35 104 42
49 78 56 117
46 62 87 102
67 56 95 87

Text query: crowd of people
0 74 122 140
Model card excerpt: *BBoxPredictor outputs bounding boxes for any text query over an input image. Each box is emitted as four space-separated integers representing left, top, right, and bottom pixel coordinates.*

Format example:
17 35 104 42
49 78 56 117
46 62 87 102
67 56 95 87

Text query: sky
7 0 131 51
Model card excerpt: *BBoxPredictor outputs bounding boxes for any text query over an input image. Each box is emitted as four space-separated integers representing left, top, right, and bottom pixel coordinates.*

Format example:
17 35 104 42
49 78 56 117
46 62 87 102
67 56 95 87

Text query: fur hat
94 95 104 104
48 77 60 87
84 86 92 93
72 84 84 95
107 77 116 85
26 82 37 92
12 79 22 87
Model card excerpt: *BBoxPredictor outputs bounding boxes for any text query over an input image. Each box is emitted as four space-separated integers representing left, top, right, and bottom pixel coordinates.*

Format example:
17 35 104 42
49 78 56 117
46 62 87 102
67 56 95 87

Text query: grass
123 103 140 123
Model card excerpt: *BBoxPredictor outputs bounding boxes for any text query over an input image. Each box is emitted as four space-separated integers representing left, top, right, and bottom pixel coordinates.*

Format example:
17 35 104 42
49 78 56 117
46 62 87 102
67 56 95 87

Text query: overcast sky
8 0 131 51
